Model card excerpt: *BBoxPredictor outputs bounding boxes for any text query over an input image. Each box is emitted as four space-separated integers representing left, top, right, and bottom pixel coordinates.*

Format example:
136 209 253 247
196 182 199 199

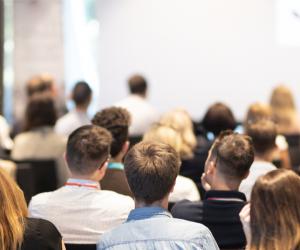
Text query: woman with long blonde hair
240 169 300 250
0 168 64 250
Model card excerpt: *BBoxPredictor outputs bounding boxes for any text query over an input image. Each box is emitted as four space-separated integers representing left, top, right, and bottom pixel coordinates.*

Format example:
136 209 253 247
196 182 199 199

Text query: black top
171 190 247 249
21 218 62 250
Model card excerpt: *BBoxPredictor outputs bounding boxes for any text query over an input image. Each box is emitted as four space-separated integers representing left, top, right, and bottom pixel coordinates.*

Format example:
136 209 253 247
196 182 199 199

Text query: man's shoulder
171 199 204 220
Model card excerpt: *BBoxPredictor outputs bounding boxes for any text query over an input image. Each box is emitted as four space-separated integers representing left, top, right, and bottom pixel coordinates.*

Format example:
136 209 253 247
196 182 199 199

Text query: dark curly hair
92 107 131 157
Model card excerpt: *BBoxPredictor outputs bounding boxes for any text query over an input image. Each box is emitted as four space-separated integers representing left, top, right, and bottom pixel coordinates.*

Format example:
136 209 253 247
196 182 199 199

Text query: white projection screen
96 0 300 120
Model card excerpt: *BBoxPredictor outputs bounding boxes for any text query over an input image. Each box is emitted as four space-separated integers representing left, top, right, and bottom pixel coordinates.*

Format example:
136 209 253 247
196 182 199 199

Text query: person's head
92 107 131 159
250 169 300 250
72 81 92 109
124 141 181 205
26 73 57 98
0 168 27 250
270 85 296 111
205 131 254 187
159 108 197 159
128 74 147 97
245 102 272 125
202 102 236 137
270 85 298 132
143 124 182 154
24 94 57 131
246 120 277 160
66 125 112 180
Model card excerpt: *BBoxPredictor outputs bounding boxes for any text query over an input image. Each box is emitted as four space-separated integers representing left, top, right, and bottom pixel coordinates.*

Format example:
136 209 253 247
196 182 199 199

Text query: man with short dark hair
97 141 219 250
92 107 132 196
55 81 92 137
239 119 277 200
29 125 134 244
115 74 158 136
171 131 254 249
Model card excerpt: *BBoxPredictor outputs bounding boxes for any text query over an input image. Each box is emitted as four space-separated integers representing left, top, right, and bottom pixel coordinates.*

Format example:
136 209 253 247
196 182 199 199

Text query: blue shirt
97 206 219 250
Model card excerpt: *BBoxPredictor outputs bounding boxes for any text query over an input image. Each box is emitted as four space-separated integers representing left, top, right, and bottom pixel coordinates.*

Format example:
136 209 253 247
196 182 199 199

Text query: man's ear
170 181 176 193
206 159 216 176
242 170 250 180
98 160 108 179
122 141 130 155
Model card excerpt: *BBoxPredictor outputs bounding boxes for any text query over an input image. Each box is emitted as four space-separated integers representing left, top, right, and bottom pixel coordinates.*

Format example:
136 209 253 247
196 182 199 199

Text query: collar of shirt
108 162 124 170
127 206 171 222
65 178 100 190
205 190 246 202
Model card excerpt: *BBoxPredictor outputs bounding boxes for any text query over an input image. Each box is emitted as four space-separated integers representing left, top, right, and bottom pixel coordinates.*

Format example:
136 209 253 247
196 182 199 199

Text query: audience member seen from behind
55 81 92 137
202 102 236 141
240 120 278 200
172 131 254 249
0 168 65 250
240 169 300 250
270 85 300 135
245 102 291 169
159 108 206 193
11 94 68 186
28 125 134 244
143 124 200 203
115 74 158 136
98 141 219 250
92 107 132 197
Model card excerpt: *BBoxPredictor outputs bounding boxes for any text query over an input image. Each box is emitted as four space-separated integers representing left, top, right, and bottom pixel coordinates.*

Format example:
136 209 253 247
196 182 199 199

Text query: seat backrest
15 159 57 201
65 244 96 250
16 163 35 203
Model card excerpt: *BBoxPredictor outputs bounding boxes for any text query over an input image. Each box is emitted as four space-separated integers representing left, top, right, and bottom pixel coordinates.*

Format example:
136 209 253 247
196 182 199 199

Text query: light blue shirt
97 206 219 250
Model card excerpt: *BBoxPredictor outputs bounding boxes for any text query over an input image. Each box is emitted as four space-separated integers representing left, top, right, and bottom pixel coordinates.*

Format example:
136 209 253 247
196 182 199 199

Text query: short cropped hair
246 120 277 155
72 81 92 106
92 107 131 157
124 141 181 204
24 94 57 131
66 125 112 175
210 131 254 179
202 102 236 136
128 74 147 95
26 74 54 97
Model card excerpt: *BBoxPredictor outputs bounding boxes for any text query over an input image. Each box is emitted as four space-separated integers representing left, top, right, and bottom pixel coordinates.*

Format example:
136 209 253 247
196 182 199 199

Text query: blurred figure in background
115 74 158 136
11 94 68 186
143 123 200 203
245 102 291 169
240 120 278 200
55 81 92 137
270 85 300 135
240 169 300 250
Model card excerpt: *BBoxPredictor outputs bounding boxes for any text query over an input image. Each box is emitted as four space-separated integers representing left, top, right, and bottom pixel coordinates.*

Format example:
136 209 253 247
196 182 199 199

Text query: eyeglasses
99 154 111 169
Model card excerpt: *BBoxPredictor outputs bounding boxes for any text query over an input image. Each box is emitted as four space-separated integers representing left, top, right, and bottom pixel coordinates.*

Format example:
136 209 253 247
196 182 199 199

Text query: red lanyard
65 182 99 189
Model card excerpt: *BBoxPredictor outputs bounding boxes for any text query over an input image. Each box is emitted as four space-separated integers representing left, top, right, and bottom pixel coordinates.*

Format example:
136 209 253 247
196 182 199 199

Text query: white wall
96 0 300 120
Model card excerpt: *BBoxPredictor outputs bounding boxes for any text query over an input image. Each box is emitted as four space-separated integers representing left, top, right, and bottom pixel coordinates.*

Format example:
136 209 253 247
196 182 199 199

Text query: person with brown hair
11 94 68 186
172 131 254 249
115 74 158 136
0 168 64 250
240 169 300 250
240 120 278 200
143 124 200 202
55 81 92 137
98 141 218 250
28 125 134 244
92 107 132 196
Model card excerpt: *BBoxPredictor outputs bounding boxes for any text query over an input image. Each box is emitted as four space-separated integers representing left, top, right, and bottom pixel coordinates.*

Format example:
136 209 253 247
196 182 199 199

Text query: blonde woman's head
159 108 197 159
0 168 27 250
143 124 182 154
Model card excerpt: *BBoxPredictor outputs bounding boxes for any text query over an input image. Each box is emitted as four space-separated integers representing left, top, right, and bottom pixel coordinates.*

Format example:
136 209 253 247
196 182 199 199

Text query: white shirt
115 95 159 136
169 175 200 203
55 109 91 137
28 178 134 244
239 161 277 201
0 115 13 150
